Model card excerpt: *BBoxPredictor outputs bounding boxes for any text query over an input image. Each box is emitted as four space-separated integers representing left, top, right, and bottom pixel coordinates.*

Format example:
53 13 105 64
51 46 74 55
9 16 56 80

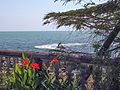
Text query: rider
57 42 65 49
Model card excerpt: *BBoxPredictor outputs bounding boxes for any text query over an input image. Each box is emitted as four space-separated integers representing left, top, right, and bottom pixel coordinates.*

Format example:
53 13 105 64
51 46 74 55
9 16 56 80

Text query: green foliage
43 0 120 56
5 53 78 90
44 0 120 31
0 52 119 90
9 53 39 90
22 52 27 59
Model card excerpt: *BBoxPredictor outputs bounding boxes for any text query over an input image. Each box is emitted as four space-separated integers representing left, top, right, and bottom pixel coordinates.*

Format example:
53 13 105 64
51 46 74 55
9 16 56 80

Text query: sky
0 0 105 31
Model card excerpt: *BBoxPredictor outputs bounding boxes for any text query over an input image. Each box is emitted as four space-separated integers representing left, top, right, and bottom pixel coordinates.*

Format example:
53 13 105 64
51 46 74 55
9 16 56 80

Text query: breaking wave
34 43 89 50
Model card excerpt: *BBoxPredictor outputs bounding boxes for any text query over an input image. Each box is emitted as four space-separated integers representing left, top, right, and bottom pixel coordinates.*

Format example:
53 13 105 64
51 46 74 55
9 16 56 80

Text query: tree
43 0 120 89
43 0 120 57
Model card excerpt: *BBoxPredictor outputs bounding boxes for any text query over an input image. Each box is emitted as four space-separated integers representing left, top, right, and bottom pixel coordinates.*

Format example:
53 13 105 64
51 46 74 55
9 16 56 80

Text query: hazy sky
0 0 104 31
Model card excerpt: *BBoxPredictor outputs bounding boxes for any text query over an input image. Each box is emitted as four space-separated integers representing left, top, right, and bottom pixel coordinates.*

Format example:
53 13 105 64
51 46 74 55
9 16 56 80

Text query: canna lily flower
30 63 39 70
22 58 29 67
52 57 59 63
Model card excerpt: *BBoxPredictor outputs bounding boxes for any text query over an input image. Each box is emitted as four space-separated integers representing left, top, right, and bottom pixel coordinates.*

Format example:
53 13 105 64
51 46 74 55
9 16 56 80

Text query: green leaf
28 68 32 78
23 70 27 85
50 76 55 84
29 58 33 64
22 52 27 59
15 64 22 75
15 72 22 83
9 75 15 83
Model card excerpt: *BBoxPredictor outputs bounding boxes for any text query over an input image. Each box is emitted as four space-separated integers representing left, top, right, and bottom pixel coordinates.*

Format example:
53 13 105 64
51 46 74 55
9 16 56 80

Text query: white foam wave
34 43 88 50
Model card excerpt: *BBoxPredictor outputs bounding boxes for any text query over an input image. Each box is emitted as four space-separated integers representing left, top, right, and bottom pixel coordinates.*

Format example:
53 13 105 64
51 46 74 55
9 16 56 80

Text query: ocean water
0 31 96 53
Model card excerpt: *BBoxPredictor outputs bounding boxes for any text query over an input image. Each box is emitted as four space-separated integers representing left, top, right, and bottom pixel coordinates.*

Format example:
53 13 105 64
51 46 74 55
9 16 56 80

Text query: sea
0 31 99 53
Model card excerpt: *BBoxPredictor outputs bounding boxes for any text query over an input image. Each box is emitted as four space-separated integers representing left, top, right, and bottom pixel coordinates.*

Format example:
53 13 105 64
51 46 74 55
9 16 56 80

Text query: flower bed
0 51 119 90
0 52 95 90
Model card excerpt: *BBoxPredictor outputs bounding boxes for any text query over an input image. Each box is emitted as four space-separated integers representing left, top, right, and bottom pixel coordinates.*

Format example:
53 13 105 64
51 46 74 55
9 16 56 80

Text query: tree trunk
98 21 120 56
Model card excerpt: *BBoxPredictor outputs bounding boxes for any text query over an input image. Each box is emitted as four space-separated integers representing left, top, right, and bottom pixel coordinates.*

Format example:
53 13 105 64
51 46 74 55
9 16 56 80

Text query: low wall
0 50 119 89
0 50 93 64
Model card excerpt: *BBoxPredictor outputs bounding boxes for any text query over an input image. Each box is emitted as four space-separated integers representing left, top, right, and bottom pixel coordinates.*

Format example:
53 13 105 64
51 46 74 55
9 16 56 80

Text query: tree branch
98 20 120 56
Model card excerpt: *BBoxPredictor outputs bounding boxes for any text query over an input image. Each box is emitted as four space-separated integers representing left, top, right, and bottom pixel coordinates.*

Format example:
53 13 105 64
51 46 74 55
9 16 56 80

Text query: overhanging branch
98 20 120 56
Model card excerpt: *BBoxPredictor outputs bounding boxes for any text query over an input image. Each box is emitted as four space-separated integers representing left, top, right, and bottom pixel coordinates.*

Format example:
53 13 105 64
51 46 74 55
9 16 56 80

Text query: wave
34 43 89 50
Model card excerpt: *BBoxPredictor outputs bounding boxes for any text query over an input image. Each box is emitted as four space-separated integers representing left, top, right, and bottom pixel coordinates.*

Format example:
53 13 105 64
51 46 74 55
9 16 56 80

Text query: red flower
22 58 29 67
52 57 59 63
30 63 39 70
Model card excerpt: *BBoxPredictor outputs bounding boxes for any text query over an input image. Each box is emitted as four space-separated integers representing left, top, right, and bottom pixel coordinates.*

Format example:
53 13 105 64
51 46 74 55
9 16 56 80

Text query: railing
0 50 119 90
